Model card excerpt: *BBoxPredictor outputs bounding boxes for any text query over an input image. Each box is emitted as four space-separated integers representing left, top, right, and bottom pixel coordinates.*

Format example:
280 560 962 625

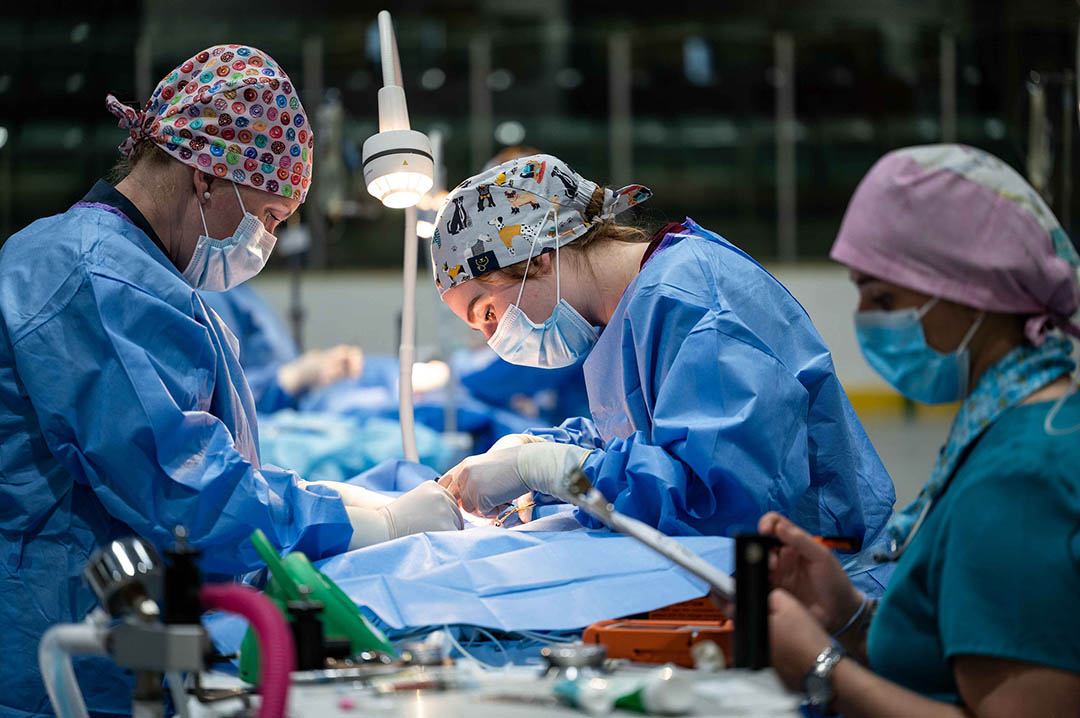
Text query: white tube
38 618 108 718
166 672 191 718
399 204 420 463
376 86 410 133
426 129 457 436
576 489 736 600
378 10 402 89
375 12 410 132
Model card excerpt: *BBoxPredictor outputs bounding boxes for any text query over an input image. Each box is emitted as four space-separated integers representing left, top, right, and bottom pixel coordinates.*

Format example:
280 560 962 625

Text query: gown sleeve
12 270 351 574
574 288 812 536
525 415 608 448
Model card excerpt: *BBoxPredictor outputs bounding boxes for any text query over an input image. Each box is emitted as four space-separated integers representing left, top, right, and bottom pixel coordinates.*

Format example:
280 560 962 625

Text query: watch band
814 643 845 675
804 641 845 714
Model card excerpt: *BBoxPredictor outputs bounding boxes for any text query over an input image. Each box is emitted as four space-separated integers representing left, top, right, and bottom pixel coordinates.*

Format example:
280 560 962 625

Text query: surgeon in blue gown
0 45 460 717
435 154 896 593
198 284 364 413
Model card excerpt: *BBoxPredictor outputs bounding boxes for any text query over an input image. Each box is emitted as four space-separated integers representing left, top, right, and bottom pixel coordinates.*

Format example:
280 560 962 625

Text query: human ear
192 169 212 204
532 251 554 276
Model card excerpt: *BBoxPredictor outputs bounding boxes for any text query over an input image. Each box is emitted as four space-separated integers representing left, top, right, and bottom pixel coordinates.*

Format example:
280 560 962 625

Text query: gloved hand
482 436 547 524
487 433 548 452
439 442 592 517
344 481 463 550
381 480 464 539
277 344 364 395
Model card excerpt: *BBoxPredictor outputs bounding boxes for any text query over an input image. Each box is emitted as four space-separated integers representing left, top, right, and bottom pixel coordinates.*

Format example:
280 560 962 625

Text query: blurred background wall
3 1 1078 264
3 0 1079 502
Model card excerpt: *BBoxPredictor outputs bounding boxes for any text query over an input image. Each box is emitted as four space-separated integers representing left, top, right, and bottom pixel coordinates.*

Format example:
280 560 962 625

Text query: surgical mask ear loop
232 181 247 215
919 297 984 356
197 182 246 237
513 207 556 308
955 310 985 355
553 207 561 303
197 194 210 237
948 309 984 398
915 296 939 319
1044 377 1080 436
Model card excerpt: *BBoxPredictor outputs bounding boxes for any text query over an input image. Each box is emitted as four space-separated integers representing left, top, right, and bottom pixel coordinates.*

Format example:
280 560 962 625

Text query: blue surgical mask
184 182 277 292
487 209 599 368
855 298 985 404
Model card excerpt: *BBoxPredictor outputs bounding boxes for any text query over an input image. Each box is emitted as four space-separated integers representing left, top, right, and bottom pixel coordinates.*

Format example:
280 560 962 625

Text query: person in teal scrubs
759 145 1080 716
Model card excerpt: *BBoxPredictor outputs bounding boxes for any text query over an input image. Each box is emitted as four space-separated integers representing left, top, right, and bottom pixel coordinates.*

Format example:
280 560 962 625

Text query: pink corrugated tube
200 583 295 718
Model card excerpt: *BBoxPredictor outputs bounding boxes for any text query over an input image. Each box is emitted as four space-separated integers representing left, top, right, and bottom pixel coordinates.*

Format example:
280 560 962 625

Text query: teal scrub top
867 390 1080 704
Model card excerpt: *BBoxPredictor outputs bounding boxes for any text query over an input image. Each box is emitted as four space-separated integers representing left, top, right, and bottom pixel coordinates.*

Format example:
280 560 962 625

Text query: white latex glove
487 433 548 452
277 344 364 395
382 480 464 538
345 481 463 550
485 435 547 524
439 443 592 517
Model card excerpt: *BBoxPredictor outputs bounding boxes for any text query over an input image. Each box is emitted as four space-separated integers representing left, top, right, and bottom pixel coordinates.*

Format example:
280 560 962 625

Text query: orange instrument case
582 617 734 668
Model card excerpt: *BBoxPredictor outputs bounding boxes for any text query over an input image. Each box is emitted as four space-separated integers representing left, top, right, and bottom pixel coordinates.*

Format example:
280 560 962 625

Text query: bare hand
758 512 863 634
768 588 835 691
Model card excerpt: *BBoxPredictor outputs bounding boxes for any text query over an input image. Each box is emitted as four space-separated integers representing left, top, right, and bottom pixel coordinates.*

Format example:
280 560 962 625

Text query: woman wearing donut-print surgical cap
0 44 461 715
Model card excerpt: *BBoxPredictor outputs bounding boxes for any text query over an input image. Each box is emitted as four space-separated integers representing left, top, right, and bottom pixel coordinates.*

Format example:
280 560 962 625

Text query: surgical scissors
493 501 536 528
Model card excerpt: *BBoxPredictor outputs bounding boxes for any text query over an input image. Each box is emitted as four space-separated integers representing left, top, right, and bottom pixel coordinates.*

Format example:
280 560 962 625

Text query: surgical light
363 129 433 208
415 220 436 239
364 10 430 463
362 12 433 210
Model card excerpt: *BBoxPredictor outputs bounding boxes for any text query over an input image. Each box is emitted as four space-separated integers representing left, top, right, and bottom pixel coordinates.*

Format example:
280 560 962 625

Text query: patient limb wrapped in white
315 480 463 549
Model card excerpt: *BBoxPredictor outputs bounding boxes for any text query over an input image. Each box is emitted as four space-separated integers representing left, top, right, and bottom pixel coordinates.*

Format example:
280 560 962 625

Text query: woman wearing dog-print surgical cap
761 145 1080 715
0 44 459 716
433 154 896 593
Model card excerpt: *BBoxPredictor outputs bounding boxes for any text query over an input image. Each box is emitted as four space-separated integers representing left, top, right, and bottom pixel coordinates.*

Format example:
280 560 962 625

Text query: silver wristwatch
803 641 845 712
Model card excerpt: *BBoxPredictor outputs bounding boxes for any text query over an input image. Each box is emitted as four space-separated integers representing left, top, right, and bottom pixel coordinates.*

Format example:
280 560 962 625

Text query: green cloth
867 391 1080 704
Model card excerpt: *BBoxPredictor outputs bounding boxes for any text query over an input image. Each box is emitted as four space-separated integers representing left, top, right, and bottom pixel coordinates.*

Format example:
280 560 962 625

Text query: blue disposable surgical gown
0 181 352 717
531 219 895 586
198 284 300 413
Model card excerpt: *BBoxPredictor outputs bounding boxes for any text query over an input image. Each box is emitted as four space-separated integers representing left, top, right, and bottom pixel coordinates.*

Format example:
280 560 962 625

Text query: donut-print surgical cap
106 44 313 203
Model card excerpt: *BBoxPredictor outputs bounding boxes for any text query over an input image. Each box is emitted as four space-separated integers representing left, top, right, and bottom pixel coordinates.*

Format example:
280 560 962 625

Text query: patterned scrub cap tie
106 44 314 203
429 154 651 294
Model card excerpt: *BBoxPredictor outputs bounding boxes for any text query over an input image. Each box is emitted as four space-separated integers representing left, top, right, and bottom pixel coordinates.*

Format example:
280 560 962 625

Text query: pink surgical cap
831 144 1080 345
